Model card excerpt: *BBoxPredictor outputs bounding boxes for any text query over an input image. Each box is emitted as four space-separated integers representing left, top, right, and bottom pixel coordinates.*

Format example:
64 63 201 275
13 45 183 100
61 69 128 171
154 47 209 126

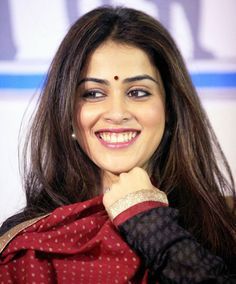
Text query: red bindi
114 75 119 80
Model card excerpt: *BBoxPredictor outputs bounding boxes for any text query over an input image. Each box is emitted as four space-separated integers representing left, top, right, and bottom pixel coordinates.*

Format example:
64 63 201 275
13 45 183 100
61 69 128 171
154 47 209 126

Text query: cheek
74 105 101 150
143 103 165 129
75 105 97 132
76 107 88 132
74 108 91 154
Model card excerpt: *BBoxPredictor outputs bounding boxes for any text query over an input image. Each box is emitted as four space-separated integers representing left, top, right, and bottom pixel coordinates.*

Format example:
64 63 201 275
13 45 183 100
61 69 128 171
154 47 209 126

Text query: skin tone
74 40 166 207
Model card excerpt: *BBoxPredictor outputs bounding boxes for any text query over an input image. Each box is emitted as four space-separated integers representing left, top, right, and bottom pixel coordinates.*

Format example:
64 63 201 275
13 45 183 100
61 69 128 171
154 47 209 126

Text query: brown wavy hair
1 6 235 261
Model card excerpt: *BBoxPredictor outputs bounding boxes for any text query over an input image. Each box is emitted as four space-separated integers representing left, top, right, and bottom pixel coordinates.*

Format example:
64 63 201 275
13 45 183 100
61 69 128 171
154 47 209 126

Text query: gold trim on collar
0 214 50 254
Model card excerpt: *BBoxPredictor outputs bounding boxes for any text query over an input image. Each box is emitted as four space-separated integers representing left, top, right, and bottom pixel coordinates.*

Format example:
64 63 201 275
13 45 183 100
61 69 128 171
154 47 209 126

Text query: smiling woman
75 41 165 176
0 6 235 283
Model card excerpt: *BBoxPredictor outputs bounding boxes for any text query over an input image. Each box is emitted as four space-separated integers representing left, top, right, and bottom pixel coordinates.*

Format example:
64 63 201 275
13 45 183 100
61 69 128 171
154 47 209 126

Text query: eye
82 90 106 101
127 89 151 99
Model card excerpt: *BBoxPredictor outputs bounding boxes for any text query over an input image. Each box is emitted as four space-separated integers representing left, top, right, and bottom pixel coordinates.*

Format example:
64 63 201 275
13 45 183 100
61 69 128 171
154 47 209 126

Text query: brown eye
82 90 105 100
127 89 151 98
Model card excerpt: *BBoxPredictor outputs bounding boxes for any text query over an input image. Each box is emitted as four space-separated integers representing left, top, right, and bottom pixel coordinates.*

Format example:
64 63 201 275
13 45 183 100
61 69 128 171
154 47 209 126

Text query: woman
0 6 235 283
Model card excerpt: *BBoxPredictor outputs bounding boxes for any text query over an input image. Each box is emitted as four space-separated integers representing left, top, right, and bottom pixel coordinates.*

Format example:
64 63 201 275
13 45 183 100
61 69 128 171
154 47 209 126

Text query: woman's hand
103 167 156 209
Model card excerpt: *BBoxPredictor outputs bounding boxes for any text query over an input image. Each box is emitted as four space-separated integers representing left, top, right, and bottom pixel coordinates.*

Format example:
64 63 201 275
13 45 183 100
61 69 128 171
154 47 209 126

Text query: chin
102 164 139 175
107 168 130 175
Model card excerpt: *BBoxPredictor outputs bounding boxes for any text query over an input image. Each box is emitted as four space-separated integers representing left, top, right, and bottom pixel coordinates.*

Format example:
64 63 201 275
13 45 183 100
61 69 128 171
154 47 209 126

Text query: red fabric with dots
0 195 152 283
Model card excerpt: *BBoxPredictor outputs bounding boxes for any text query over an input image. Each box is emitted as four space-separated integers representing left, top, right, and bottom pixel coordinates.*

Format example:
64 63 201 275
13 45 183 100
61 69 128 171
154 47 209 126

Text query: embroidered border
107 189 168 221
0 214 49 254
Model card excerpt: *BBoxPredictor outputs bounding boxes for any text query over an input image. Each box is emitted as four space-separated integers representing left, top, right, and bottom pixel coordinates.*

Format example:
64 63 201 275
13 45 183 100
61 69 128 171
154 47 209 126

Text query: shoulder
0 214 49 254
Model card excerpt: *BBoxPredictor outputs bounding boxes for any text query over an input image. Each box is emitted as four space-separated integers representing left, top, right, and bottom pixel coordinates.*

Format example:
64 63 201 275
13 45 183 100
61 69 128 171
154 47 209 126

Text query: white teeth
99 131 138 143
117 135 123 142
106 133 111 142
111 134 116 143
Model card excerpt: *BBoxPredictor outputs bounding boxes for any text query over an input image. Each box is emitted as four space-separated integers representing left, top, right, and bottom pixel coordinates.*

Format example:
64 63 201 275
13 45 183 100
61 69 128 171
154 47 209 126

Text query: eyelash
82 88 151 101
82 90 104 100
127 89 151 98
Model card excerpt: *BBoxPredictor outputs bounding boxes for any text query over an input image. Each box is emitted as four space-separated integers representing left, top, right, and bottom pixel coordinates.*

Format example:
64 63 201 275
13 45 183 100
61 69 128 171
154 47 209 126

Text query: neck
102 171 120 192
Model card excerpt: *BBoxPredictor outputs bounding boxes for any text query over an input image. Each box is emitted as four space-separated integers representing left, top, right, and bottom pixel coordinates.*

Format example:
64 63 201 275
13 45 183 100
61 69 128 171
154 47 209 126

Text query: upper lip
95 128 141 134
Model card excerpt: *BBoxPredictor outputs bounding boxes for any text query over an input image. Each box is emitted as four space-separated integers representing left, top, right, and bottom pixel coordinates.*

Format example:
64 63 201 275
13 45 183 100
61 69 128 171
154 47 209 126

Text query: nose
103 95 132 124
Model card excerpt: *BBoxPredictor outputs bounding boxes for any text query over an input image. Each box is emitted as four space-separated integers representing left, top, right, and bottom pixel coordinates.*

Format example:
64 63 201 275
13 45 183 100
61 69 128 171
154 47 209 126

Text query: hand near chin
103 167 158 209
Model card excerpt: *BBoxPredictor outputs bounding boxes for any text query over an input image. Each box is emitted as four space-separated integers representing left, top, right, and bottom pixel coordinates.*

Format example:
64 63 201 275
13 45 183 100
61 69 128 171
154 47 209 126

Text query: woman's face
75 40 165 176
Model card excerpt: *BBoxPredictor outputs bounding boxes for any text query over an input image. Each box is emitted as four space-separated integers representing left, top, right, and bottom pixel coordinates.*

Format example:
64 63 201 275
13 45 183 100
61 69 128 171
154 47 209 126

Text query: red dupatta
0 195 149 283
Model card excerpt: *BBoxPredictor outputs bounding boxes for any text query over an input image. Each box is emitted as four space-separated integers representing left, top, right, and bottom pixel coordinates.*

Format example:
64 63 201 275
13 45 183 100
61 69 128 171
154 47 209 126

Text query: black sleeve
118 206 235 283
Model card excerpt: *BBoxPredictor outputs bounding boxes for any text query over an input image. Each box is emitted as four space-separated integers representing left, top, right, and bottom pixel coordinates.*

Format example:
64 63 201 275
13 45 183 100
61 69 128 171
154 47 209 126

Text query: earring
71 133 77 140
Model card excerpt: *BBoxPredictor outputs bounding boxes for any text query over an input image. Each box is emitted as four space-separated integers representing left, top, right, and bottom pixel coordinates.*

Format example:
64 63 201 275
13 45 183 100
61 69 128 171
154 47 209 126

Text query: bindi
114 75 119 80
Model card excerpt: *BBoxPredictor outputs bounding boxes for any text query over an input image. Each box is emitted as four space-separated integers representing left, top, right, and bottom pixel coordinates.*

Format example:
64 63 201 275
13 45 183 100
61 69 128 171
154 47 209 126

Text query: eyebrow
78 77 109 86
78 74 159 86
123 75 158 85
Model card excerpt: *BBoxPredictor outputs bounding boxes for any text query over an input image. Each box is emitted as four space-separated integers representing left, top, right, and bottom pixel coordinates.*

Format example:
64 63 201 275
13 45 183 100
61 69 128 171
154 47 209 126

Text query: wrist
106 189 168 221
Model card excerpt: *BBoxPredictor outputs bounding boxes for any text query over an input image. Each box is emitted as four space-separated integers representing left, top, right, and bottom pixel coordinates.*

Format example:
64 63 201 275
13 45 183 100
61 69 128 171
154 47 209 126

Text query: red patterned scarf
0 195 149 283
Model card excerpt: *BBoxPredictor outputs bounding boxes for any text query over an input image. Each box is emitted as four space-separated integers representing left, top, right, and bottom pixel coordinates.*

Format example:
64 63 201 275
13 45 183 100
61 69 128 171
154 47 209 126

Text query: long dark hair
1 6 235 260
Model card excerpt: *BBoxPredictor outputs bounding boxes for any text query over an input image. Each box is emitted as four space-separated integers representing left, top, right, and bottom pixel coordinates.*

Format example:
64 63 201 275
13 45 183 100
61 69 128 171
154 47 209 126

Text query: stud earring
71 133 77 140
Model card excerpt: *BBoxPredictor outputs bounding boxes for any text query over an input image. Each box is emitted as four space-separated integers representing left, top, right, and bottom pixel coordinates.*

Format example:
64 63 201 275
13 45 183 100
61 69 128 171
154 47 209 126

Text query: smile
95 129 140 148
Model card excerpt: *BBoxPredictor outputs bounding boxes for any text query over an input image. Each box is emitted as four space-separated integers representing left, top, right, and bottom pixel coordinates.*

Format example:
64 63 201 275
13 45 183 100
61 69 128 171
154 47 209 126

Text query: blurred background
0 0 236 224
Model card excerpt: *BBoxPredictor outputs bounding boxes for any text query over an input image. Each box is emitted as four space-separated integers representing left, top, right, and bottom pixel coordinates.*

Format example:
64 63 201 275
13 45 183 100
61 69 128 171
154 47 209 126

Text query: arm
116 202 233 283
103 168 234 283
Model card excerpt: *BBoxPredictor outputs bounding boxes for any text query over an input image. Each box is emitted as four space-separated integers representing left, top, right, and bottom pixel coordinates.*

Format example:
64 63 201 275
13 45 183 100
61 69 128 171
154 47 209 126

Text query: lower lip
97 133 139 149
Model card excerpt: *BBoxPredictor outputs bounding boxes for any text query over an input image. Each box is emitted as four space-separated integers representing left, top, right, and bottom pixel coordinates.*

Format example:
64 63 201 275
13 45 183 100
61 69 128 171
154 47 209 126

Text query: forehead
82 40 158 78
